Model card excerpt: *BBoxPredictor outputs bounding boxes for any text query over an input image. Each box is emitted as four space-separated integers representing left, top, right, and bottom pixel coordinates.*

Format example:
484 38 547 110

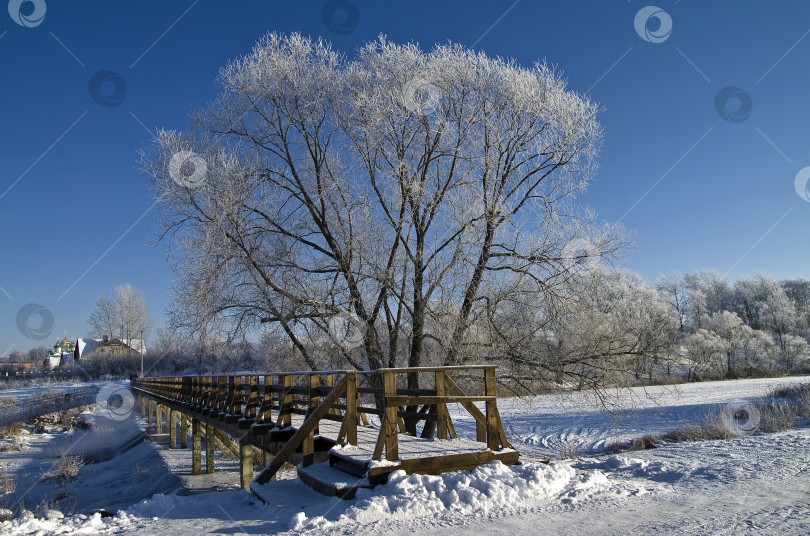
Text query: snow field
1 375 809 535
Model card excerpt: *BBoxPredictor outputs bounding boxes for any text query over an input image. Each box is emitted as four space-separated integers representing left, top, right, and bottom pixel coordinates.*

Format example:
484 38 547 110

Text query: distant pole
140 329 144 377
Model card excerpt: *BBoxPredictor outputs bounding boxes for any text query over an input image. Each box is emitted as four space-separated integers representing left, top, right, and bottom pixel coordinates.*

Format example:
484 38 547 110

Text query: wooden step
328 450 369 478
297 462 374 500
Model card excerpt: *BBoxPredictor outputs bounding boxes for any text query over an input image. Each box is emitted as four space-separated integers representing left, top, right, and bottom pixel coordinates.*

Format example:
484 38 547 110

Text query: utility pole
140 329 144 377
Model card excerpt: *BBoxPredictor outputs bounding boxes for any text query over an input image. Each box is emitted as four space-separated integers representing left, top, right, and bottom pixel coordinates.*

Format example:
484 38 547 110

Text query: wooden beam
383 371 398 461
206 424 215 474
485 368 498 451
180 414 188 449
156 405 163 434
168 409 177 449
444 375 486 443
192 418 201 475
253 375 348 485
239 440 253 491
385 395 495 406
436 372 447 440
213 428 240 457
345 371 357 446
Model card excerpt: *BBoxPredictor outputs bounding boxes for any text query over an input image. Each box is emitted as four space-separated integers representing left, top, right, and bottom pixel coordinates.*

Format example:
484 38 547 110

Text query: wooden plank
369 366 497 373
399 450 494 474
386 395 496 406
253 375 348 485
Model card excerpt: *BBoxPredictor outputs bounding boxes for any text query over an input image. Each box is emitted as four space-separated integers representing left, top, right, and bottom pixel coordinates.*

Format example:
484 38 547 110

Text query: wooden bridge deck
132 367 519 499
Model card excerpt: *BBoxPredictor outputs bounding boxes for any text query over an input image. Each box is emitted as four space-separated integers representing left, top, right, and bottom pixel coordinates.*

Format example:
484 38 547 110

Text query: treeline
130 268 809 390
656 271 809 381
9 269 808 390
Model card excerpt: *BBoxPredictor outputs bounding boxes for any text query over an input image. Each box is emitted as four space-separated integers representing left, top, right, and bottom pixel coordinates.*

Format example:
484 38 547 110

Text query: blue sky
1 0 808 356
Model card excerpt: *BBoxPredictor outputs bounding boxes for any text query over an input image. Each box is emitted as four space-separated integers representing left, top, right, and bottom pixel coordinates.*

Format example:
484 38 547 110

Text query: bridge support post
206 424 215 474
192 418 201 475
239 441 253 491
169 409 177 448
180 414 188 448
140 396 146 418
156 405 163 434
148 399 155 425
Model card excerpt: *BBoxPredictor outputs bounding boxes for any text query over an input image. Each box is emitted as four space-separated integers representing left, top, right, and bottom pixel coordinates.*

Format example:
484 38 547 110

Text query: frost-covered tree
782 279 810 335
498 266 679 390
142 33 624 380
656 273 689 332
88 284 151 349
780 334 810 372
684 329 725 381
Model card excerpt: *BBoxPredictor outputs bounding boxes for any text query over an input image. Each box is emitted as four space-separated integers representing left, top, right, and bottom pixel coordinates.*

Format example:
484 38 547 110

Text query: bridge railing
131 366 512 481
0 387 98 427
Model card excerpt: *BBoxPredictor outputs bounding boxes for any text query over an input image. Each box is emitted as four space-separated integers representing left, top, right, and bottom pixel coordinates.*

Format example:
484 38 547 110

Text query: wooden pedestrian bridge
131 366 518 500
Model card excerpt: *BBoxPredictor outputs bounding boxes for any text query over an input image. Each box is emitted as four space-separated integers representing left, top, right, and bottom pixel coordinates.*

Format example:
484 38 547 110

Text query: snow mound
291 460 589 531
1 512 105 536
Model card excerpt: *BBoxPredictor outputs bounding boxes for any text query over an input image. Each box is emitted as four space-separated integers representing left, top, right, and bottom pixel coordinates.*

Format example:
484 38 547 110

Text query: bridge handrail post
345 370 357 446
383 370 398 461
484 367 498 451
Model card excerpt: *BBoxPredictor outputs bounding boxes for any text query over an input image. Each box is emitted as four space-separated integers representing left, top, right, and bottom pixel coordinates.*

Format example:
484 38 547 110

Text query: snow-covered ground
1 376 809 535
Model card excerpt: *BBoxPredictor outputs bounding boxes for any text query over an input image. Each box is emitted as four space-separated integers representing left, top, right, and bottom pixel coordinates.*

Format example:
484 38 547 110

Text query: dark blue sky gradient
1 1 808 355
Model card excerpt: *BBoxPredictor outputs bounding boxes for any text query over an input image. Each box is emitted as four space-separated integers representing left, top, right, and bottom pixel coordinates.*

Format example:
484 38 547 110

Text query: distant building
75 337 145 360
44 336 75 370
